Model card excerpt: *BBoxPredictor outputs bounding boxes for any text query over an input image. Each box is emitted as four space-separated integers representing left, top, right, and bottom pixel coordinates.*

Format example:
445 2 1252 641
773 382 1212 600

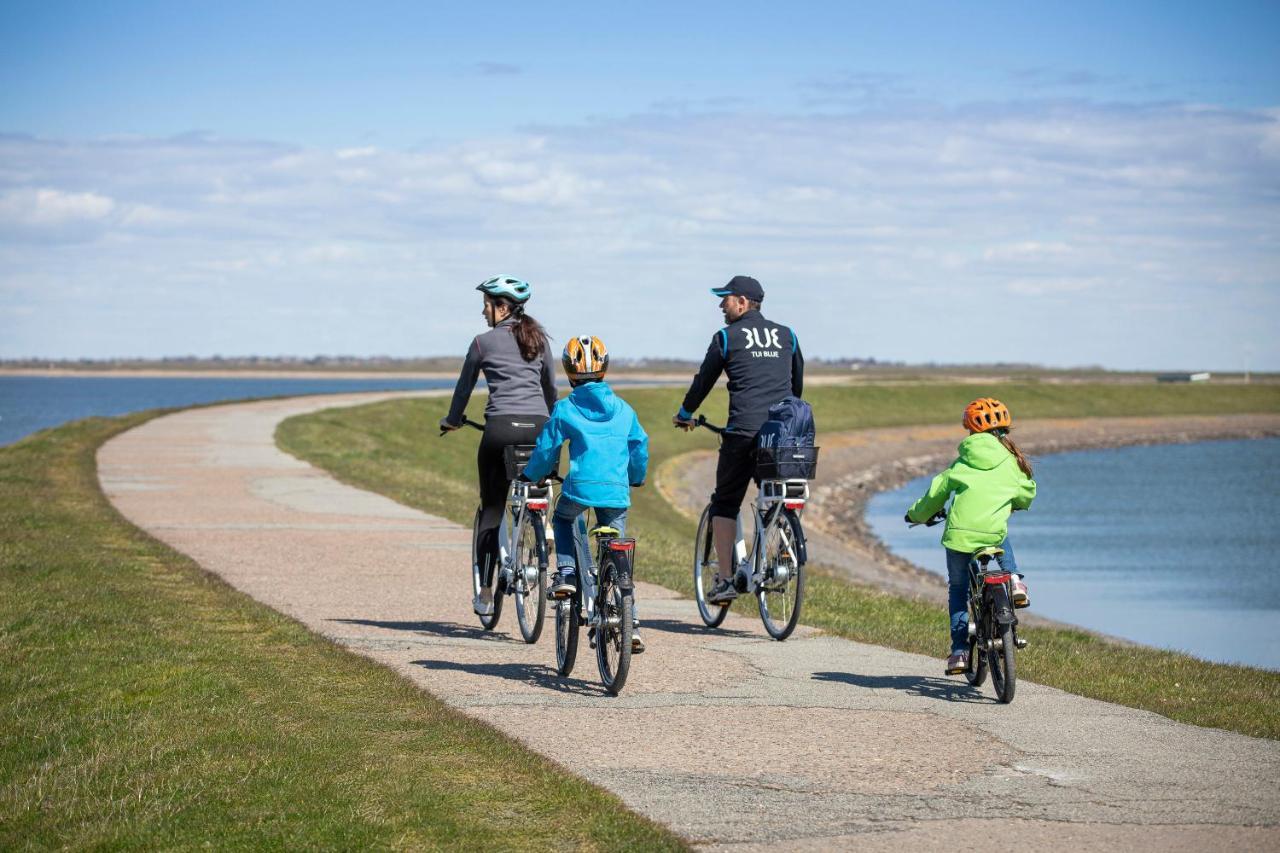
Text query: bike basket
755 445 819 480
502 444 554 480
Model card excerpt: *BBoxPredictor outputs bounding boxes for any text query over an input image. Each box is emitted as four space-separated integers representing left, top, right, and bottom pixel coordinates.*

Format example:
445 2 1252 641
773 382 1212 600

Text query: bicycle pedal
1015 638 1028 649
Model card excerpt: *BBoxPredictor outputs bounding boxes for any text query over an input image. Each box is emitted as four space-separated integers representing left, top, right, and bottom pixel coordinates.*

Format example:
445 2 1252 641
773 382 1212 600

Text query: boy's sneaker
945 652 968 675
631 626 645 654
707 576 738 605
549 570 576 600
1010 576 1030 608
473 588 494 617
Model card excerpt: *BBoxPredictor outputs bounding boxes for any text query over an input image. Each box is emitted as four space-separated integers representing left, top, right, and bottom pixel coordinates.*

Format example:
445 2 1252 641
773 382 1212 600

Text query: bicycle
686 416 814 641
441 416 553 643
910 509 1024 703
553 512 637 695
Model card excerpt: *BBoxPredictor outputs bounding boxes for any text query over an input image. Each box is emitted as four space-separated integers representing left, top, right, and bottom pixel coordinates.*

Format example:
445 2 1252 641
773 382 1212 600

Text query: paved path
99 394 1280 850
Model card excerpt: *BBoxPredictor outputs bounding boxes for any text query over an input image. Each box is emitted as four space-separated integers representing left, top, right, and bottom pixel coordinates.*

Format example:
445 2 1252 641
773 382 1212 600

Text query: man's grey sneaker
945 652 968 675
473 588 494 617
549 570 576 600
631 628 645 654
707 576 738 605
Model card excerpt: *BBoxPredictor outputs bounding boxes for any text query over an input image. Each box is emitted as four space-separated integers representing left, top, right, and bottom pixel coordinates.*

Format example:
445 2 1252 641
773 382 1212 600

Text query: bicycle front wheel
757 511 804 641
513 511 547 644
555 594 580 677
595 557 633 695
472 507 503 630
964 598 988 687
693 505 729 628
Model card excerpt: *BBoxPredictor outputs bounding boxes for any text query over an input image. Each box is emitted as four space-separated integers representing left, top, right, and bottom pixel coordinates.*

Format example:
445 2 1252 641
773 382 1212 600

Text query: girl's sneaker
1010 576 1030 608
549 570 576 599
945 652 968 675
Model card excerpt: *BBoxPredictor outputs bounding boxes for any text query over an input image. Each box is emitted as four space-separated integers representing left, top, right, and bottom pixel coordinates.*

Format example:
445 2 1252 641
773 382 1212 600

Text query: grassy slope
278 382 1280 739
0 413 685 850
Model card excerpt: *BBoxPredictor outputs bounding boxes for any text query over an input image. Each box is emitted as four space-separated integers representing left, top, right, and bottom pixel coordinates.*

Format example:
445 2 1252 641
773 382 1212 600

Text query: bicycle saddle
590 525 621 538
973 546 1005 563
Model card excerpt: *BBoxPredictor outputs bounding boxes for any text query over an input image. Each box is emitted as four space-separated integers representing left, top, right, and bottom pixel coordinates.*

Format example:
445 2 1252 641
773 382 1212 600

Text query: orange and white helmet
963 397 1012 433
562 335 609 382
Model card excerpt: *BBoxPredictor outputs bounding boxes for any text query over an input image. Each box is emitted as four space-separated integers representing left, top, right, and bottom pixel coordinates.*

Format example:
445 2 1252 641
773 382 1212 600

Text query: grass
278 381 1280 739
0 412 686 850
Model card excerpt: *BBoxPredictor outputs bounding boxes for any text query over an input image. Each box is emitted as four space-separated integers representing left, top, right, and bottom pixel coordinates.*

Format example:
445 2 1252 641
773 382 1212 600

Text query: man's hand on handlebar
439 417 460 433
672 413 697 431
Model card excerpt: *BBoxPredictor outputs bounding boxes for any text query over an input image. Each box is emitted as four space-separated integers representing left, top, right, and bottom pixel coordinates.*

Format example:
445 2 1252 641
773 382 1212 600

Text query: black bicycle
911 510 1023 703
442 417 552 642
554 519 637 695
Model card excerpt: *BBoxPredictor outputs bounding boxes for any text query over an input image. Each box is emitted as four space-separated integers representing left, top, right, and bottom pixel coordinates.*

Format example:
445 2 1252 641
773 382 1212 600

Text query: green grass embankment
278 382 1280 740
0 413 685 849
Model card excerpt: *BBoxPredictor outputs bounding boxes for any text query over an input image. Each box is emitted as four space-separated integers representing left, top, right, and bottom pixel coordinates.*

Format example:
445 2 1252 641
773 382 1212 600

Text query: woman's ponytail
995 429 1034 479
508 302 549 362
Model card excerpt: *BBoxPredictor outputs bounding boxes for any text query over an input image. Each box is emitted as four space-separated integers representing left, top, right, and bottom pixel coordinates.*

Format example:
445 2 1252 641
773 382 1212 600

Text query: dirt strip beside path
100 396 1280 849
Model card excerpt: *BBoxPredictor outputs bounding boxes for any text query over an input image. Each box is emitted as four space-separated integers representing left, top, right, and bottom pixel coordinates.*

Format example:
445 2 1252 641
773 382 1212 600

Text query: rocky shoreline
660 413 1280 607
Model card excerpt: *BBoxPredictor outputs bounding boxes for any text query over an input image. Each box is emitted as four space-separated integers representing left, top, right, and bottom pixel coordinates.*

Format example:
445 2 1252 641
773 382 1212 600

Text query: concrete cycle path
99 393 1280 850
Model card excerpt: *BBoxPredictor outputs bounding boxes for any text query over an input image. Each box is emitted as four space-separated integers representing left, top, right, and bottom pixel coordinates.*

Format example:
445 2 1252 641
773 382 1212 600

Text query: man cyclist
673 275 804 604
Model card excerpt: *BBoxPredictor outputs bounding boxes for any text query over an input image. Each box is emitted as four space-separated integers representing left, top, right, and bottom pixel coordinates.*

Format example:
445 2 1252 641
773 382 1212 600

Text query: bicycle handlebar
685 414 724 435
907 509 947 528
439 416 484 437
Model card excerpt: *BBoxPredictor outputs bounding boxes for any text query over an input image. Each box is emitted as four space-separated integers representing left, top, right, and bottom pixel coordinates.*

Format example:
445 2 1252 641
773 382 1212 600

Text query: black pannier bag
755 396 819 480
503 444 559 480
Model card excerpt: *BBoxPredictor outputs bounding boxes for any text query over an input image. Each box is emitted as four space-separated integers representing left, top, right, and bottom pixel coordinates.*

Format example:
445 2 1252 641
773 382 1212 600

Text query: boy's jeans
945 538 1018 655
552 496 628 575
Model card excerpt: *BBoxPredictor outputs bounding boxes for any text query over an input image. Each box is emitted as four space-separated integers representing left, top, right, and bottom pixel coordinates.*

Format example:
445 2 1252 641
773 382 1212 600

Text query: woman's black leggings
476 414 548 584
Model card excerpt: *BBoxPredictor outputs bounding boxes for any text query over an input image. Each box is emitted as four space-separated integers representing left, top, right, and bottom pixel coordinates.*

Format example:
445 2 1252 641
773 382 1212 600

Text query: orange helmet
963 397 1012 433
562 334 609 383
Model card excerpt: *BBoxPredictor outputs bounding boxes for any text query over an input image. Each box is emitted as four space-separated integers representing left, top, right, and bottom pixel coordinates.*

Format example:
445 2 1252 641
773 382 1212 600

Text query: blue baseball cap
710 275 764 301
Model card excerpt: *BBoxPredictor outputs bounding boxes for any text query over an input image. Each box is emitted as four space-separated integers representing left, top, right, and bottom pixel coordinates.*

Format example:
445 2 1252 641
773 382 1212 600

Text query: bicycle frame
733 479 808 594
495 478 552 593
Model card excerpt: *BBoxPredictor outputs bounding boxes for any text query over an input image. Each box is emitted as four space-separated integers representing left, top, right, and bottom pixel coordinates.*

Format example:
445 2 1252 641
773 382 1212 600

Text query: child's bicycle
912 509 1025 704
441 417 552 643
553 510 637 695
687 416 814 641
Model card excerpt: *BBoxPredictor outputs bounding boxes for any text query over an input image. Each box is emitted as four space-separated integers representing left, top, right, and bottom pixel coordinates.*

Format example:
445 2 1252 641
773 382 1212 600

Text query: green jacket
906 432 1036 554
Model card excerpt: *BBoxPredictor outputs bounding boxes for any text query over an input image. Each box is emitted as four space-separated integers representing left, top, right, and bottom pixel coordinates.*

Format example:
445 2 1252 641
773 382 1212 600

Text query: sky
2 0 1278 370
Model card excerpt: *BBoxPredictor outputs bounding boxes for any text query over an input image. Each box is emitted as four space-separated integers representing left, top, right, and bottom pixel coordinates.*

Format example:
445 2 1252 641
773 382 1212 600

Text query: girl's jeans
945 538 1018 655
551 496 628 576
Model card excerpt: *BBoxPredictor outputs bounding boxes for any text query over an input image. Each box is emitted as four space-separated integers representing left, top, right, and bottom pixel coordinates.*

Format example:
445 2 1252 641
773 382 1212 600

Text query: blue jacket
523 381 649 508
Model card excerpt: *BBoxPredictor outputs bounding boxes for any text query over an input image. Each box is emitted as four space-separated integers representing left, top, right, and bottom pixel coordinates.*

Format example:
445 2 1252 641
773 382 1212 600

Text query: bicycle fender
989 585 1015 626
531 513 548 570
785 510 808 566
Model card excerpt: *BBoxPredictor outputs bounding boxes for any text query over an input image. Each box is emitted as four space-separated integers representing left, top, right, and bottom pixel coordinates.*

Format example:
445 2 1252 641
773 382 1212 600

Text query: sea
867 438 1280 671
0 374 457 447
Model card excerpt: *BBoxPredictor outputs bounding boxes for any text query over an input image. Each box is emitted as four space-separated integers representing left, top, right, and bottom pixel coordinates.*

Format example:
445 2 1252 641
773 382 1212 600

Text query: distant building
1156 372 1211 383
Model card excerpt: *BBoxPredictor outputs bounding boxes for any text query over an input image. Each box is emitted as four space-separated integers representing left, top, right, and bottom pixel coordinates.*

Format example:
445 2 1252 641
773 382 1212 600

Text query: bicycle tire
595 557 633 695
990 621 1017 704
692 504 729 628
513 510 547 644
964 597 988 687
555 594 580 676
472 506 503 630
757 510 804 641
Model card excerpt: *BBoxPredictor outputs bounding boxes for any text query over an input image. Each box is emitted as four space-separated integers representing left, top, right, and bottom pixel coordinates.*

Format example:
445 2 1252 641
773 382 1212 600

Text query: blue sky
2 1 1278 369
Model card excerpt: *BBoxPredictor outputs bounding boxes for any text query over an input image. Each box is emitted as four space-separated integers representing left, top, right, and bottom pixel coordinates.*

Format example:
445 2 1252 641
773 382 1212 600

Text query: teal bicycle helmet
476 275 532 304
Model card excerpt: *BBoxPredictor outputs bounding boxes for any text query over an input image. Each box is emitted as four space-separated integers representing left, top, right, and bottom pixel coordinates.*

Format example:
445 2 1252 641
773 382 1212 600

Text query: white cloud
0 101 1277 369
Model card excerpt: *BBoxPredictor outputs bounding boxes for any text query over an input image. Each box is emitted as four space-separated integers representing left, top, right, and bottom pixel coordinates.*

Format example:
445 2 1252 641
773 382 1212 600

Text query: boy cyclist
522 334 650 652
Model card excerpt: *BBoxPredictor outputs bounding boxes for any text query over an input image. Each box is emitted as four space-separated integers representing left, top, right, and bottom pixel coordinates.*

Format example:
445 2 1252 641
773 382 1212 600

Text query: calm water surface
0 375 457 446
867 438 1280 671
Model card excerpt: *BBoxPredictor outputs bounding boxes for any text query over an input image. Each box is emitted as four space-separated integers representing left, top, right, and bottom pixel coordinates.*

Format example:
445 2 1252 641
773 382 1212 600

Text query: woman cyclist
440 276 558 617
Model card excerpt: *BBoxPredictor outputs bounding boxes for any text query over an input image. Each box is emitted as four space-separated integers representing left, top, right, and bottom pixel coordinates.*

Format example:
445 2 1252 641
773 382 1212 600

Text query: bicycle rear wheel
757 511 804 641
595 557 633 695
989 620 1017 704
693 505 729 628
555 594 580 676
513 511 547 644
472 507 503 630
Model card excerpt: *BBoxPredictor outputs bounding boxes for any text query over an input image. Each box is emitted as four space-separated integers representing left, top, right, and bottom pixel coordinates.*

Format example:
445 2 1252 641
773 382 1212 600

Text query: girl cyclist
905 398 1036 676
440 276 557 617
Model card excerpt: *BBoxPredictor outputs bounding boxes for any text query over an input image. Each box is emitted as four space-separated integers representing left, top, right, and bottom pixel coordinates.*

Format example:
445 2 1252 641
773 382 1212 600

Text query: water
0 375 458 446
867 438 1280 671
